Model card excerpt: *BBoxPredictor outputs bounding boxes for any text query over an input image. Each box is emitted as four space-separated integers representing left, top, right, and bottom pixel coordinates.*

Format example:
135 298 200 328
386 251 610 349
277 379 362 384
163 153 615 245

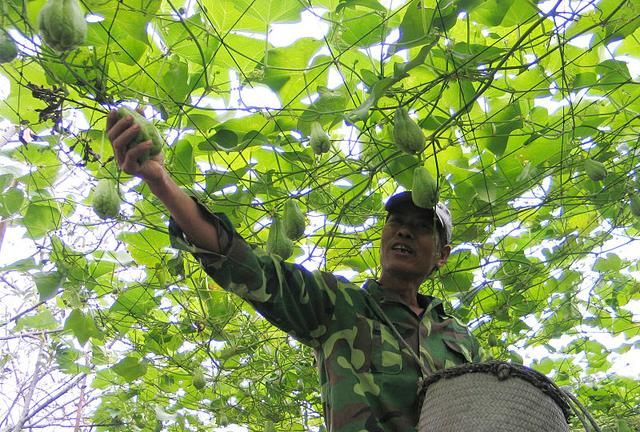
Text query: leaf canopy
1 0 639 430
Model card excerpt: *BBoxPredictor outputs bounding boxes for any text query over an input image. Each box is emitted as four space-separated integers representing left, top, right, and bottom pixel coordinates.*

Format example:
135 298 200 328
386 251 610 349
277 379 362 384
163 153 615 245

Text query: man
107 111 481 431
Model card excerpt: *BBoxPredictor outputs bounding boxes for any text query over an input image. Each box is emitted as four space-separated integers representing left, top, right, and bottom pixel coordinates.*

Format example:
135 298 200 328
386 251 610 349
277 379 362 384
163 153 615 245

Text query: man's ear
436 244 451 268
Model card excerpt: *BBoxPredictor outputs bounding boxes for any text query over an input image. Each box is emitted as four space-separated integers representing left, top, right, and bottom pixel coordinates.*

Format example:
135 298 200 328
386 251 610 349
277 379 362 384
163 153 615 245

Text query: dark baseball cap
385 191 453 244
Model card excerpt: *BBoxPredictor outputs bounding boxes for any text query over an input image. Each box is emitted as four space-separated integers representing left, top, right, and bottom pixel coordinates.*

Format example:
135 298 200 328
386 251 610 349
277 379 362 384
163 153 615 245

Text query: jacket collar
363 279 447 317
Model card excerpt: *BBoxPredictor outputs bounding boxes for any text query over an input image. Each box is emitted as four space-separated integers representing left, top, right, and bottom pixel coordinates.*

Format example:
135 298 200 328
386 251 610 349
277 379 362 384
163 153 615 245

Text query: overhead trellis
0 0 639 430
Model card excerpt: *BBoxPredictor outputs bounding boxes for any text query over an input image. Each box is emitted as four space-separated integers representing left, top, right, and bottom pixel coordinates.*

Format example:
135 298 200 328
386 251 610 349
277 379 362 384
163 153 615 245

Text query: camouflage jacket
169 204 482 432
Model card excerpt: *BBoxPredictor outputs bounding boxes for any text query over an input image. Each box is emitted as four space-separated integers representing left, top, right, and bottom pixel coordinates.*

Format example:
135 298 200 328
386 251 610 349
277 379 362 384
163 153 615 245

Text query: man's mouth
391 243 414 255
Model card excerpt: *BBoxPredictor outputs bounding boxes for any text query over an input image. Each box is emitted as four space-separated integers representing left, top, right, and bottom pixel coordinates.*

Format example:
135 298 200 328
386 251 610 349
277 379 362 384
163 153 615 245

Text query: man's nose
396 224 414 238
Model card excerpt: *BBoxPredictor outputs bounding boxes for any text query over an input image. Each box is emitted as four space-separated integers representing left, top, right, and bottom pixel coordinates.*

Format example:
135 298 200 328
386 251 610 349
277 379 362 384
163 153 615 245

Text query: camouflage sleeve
168 200 337 347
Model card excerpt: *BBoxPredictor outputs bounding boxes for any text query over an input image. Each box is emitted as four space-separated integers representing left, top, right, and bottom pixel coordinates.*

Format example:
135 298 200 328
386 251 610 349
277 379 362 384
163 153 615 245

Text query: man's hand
106 109 166 186
106 109 223 252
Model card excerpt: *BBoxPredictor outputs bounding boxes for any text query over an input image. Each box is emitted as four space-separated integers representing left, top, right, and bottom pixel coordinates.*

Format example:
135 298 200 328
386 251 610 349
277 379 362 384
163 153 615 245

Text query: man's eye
419 223 434 231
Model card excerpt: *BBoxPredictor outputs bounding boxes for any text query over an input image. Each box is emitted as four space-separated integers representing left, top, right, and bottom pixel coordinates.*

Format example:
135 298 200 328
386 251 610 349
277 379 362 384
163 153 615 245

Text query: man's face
380 205 450 280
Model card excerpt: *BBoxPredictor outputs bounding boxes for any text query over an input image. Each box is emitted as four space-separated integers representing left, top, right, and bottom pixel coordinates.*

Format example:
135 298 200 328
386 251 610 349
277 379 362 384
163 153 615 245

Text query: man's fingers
120 140 152 174
106 114 133 143
106 109 160 180
106 110 119 131
111 124 140 165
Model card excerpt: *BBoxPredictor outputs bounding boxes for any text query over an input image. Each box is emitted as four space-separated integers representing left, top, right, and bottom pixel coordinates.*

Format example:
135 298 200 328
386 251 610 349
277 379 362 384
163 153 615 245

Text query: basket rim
421 361 573 421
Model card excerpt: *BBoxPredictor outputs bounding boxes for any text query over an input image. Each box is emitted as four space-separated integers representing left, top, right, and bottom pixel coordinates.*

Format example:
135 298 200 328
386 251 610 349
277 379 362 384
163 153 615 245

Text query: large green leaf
33 271 64 302
63 309 103 346
112 356 149 382
22 202 62 239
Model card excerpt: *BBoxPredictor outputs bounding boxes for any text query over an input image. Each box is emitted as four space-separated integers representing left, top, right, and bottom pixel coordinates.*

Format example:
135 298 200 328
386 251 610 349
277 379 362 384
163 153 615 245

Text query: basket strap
562 389 602 432
363 291 430 383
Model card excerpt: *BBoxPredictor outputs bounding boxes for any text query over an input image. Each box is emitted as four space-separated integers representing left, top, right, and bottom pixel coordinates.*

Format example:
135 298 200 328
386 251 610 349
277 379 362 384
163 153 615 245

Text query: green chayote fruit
116 106 163 163
393 107 425 154
39 0 87 52
283 199 306 240
192 368 206 390
487 334 498 347
310 121 330 154
92 179 120 219
411 166 438 209
584 158 607 181
630 194 640 218
0 31 18 64
217 414 229 427
266 215 294 260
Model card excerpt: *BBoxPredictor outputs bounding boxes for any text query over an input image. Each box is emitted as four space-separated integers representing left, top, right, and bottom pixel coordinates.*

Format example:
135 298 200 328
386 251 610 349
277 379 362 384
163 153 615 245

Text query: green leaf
617 419 635 432
159 13 221 66
118 229 170 267
262 38 326 101
202 0 303 32
594 253 623 272
0 258 37 272
510 66 551 98
33 271 64 302
297 86 348 134
0 188 24 217
112 356 148 382
449 42 508 67
15 309 58 331
205 166 250 194
441 249 480 294
477 99 523 157
340 8 387 48
598 0 640 43
64 309 102 346
169 139 195 186
594 59 632 90
111 286 158 318
85 0 162 44
0 174 14 190
385 154 420 189
471 175 497 204
469 0 514 26
394 0 454 50
441 269 473 293
22 202 62 239
336 0 386 13
55 344 83 374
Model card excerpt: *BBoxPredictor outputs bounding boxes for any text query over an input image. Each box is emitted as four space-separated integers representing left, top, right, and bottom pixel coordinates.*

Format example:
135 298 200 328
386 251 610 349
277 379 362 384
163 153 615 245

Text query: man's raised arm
106 109 221 253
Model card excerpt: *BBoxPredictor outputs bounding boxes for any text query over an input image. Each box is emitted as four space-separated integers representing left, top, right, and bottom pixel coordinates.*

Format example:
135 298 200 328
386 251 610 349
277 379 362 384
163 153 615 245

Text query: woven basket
417 361 571 432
